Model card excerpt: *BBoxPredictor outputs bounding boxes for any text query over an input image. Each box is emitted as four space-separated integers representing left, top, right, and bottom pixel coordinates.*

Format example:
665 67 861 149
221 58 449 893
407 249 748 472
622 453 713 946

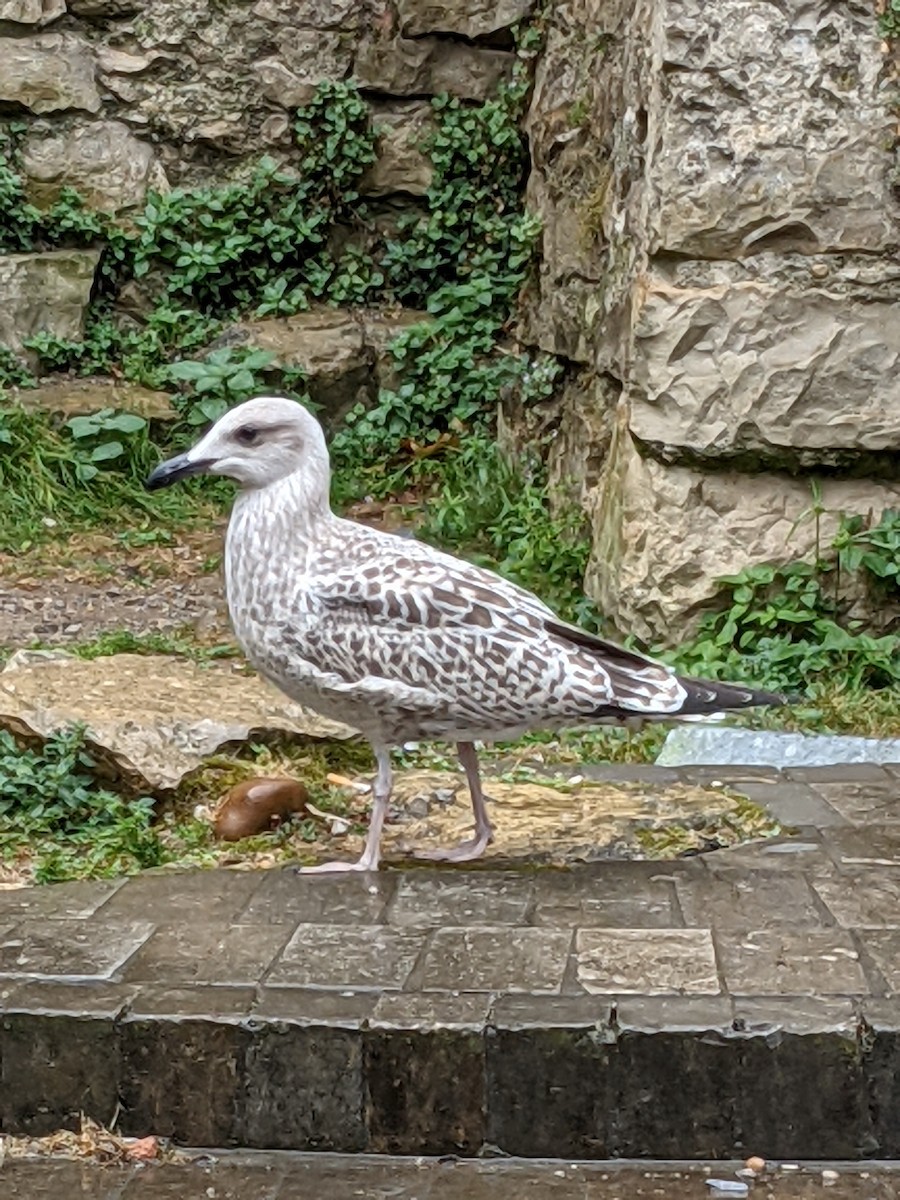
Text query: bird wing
280 537 690 731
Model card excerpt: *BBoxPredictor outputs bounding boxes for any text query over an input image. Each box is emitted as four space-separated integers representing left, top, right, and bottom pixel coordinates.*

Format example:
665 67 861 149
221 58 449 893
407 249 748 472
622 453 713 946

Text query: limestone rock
251 0 360 29
0 34 101 115
362 102 434 197
0 0 65 24
219 308 429 423
12 378 177 421
649 0 899 256
0 250 99 357
588 422 900 645
0 651 355 795
252 59 317 108
354 35 515 100
396 0 535 39
68 0 142 13
628 259 900 470
21 121 166 215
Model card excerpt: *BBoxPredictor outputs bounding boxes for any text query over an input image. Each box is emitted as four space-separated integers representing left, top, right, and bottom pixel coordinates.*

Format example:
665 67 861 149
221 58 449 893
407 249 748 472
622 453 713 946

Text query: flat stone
241 1023 365 1150
813 871 900 930
372 991 492 1030
675 865 829 930
0 33 101 114
575 929 720 995
387 871 533 928
267 924 424 990
810 781 900 826
118 1015 248 1145
659 726 900 769
1 979 136 1018
12 377 177 421
0 249 99 357
531 863 681 929
0 918 154 982
615 994 734 1032
0 1011 120 1136
94 868 264 925
253 987 378 1027
419 928 572 994
127 985 255 1020
0 878 122 921
121 923 291 986
490 993 615 1030
20 120 166 215
824 827 900 869
737 780 847 828
717 930 867 996
0 651 354 794
238 869 395 926
858 931 900 995
365 1023 485 1153
732 995 858 1035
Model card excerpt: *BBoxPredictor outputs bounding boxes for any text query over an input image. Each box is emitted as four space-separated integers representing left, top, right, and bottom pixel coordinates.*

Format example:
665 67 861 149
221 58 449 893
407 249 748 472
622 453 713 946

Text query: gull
146 396 780 872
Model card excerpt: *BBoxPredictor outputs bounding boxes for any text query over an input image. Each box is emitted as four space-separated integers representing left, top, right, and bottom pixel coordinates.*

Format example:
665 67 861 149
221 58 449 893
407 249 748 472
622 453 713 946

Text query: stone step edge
2 988 898 1159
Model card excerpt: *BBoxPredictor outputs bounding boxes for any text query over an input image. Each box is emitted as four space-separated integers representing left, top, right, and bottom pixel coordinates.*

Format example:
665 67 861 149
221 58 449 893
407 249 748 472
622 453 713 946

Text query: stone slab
659 726 900 768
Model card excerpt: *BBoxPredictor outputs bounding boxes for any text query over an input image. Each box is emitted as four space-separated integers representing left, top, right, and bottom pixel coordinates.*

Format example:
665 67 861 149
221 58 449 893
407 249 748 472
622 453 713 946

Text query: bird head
145 395 328 492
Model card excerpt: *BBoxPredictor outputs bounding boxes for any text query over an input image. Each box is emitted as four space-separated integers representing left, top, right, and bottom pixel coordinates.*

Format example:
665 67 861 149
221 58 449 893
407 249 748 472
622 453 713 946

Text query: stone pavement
2 1155 899 1200
0 763 898 1161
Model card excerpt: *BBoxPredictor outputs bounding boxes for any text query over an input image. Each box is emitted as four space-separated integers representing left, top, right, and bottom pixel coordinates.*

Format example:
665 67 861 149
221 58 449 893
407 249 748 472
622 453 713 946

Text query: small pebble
780 1163 800 1172
822 1170 839 1185
744 1156 766 1173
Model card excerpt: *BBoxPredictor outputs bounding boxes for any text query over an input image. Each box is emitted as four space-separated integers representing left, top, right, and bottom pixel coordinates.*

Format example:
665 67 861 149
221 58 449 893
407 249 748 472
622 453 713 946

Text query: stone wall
521 0 900 643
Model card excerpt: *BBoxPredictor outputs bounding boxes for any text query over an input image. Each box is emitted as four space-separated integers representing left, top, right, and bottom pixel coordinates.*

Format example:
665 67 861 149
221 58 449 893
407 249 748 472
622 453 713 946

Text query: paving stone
676 865 830 929
531 864 681 928
0 1012 119 1135
94 868 263 924
614 994 734 1032
365 1024 485 1154
372 991 492 1029
732 1026 869 1159
490 993 615 1030
0 1161 132 1199
813 869 900 929
387 871 533 928
128 985 256 1019
266 924 424 990
237 869 395 926
785 764 896 783
857 931 900 994
575 929 720 995
0 878 123 921
732 995 859 1034
419 928 572 993
717 930 868 996
2 979 135 1017
118 1016 249 1145
241 1024 365 1151
701 833 836 876
0 917 154 981
811 781 900 826
121 923 292 986
737 780 848 827
120 1161 280 1199
825 826 900 868
252 986 378 1027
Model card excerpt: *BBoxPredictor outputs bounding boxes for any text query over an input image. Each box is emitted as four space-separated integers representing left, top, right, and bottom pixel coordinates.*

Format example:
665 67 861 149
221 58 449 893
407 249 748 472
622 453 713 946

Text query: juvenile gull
146 396 781 871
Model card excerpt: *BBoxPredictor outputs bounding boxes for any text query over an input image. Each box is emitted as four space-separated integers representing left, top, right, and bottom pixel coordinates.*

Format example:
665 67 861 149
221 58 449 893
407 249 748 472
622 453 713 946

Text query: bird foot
295 858 379 874
413 827 493 864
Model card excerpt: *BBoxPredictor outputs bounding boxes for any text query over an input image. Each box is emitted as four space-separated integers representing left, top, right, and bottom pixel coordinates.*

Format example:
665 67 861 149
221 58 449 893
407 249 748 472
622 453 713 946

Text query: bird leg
414 741 494 863
296 743 391 873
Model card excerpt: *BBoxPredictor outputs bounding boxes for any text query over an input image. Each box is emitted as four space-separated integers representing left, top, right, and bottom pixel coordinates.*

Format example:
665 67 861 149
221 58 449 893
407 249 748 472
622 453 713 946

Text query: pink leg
297 744 391 873
414 741 494 863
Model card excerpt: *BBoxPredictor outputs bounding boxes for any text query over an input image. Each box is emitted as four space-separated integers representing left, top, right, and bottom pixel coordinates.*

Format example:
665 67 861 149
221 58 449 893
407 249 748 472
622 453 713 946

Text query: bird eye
235 425 259 446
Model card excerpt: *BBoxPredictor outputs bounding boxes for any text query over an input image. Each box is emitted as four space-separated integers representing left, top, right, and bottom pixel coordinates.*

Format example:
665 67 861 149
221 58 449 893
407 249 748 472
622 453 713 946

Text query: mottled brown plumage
146 396 781 871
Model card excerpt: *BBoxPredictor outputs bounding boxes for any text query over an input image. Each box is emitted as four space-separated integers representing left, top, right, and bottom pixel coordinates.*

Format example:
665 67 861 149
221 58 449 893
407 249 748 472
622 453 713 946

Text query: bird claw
294 859 379 874
413 829 493 864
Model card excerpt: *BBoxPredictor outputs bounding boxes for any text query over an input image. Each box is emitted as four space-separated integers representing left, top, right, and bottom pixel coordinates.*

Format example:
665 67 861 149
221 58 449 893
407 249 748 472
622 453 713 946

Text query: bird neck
232 461 334 541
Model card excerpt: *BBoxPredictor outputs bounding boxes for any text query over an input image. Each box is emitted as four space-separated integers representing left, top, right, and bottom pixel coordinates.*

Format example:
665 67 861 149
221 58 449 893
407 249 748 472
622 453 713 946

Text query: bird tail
671 674 783 717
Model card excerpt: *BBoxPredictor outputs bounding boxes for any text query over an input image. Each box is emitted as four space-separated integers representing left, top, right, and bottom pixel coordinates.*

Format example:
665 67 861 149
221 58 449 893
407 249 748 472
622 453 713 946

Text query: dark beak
144 454 213 491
